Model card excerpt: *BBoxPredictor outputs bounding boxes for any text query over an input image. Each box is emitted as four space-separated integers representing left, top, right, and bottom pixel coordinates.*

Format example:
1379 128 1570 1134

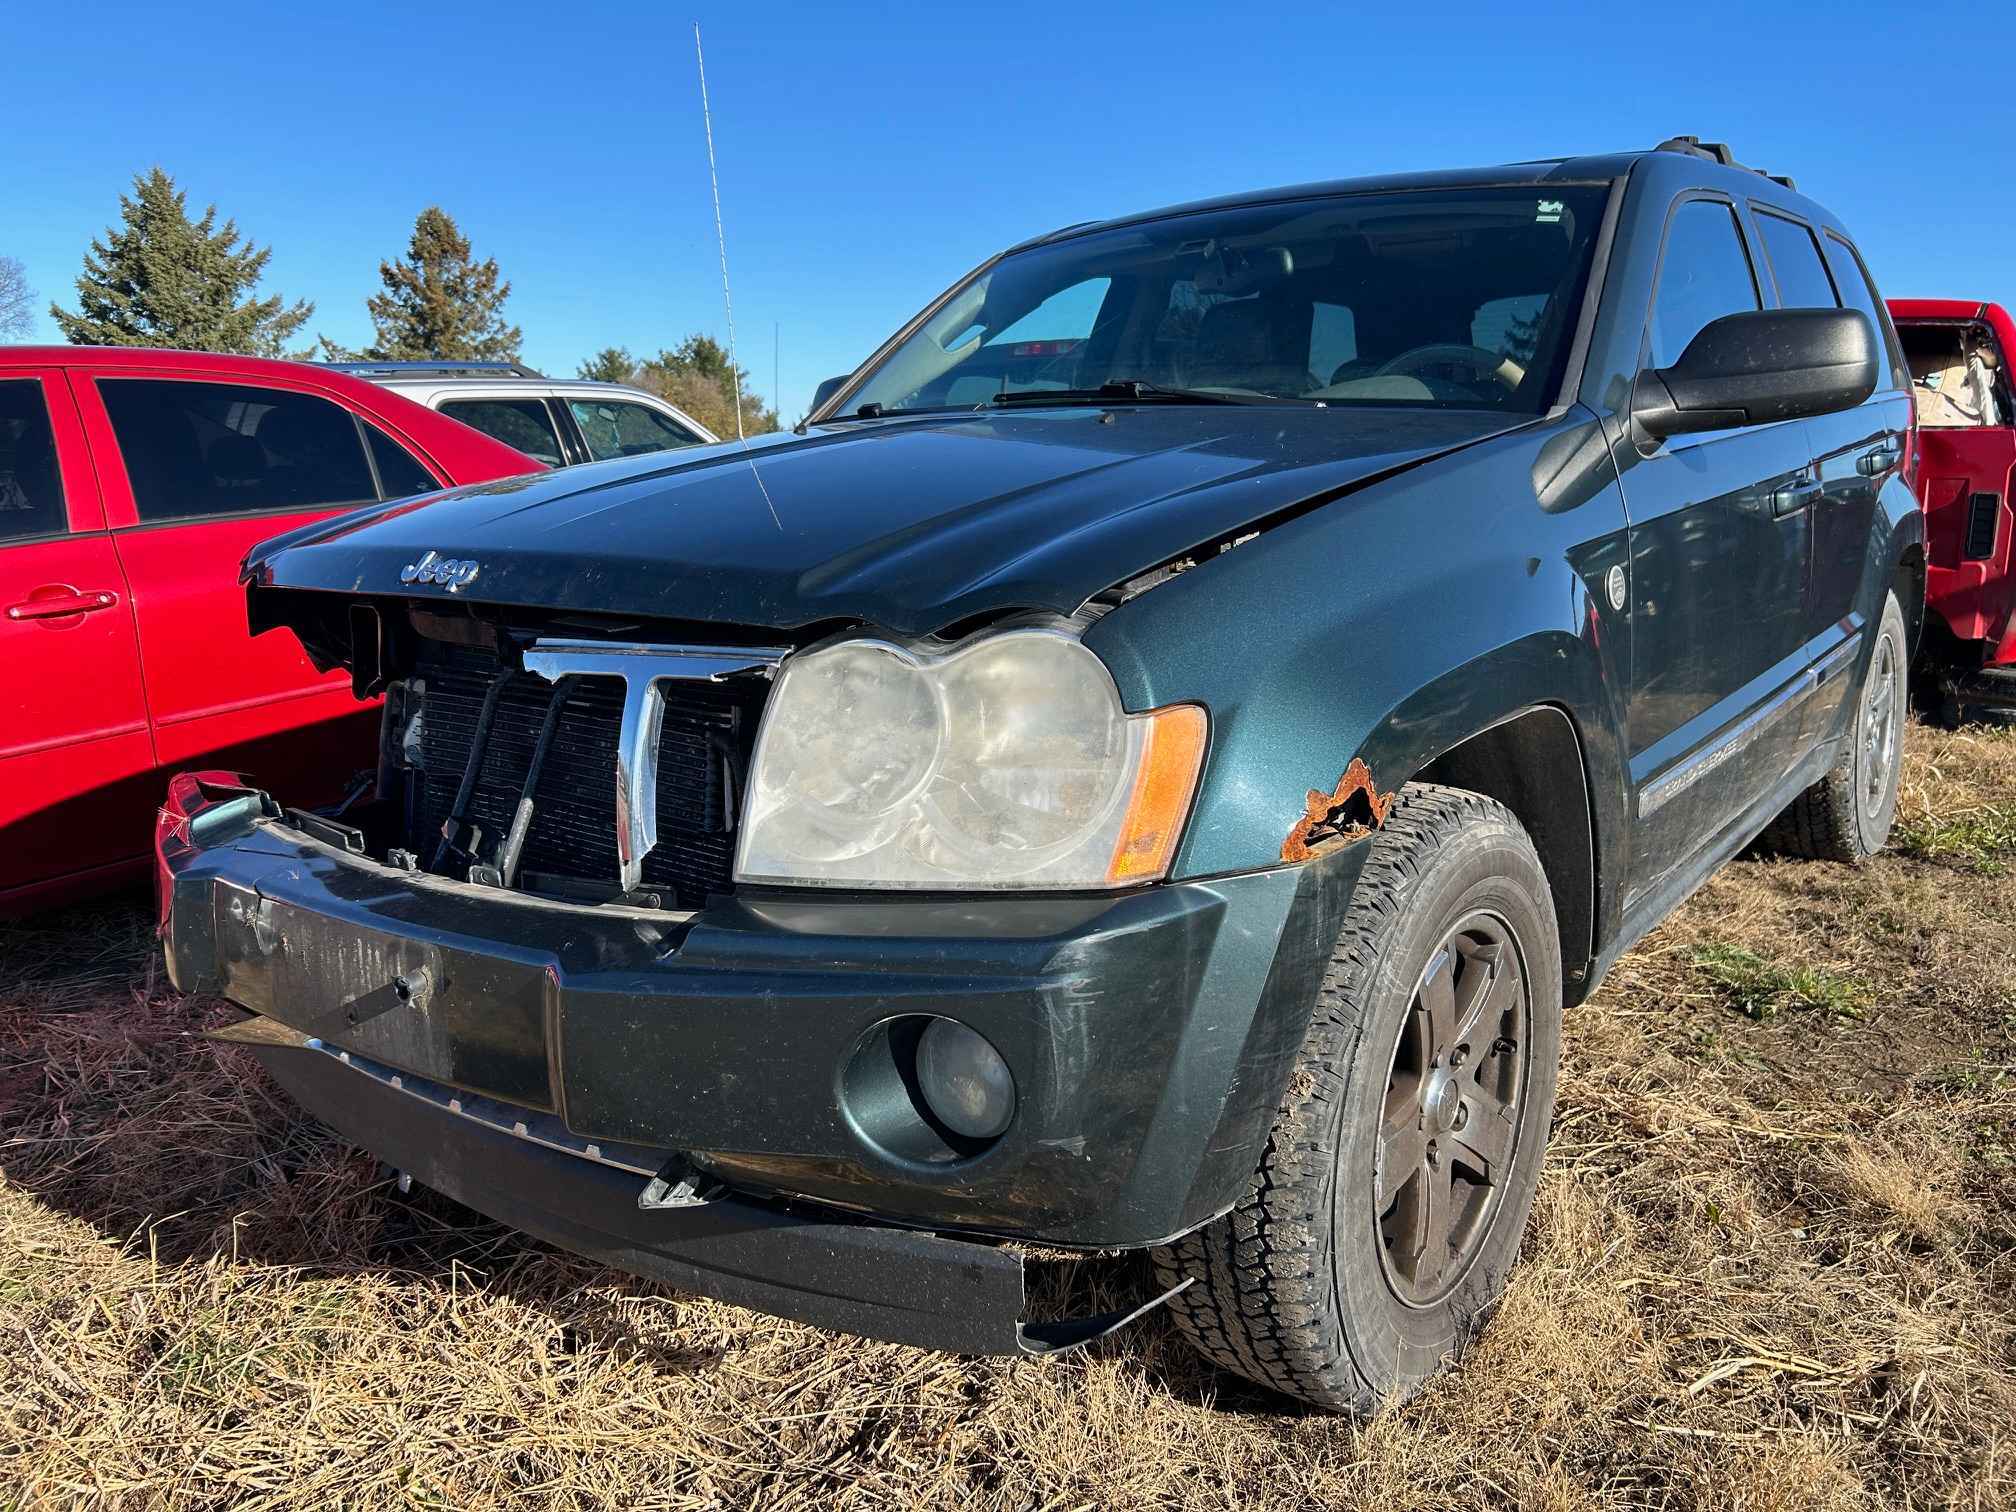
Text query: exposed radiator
410 640 761 908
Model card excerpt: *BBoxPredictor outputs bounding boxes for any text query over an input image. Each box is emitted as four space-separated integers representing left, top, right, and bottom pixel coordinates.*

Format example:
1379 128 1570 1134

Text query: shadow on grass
1 893 1274 1409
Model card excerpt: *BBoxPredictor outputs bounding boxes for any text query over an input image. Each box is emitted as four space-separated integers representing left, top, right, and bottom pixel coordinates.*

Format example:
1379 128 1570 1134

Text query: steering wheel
1372 343 1526 393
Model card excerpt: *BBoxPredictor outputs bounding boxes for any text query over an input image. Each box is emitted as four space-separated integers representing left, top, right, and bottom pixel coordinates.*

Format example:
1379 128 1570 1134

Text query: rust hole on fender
1281 758 1393 862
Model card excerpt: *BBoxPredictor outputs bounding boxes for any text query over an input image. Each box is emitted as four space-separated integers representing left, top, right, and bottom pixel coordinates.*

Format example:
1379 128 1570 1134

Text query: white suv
328 362 717 469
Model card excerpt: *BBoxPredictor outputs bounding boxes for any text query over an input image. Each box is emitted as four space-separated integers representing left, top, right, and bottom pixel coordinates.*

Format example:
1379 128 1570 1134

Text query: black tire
1150 784 1563 1412
1760 592 1907 863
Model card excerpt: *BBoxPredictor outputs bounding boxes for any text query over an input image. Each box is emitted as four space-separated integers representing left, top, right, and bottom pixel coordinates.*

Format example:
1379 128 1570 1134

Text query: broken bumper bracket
209 1016 1188 1358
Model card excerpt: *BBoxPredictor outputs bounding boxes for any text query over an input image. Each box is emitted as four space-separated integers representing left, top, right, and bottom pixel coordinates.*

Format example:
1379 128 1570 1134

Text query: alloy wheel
1373 914 1532 1307
1861 632 1900 819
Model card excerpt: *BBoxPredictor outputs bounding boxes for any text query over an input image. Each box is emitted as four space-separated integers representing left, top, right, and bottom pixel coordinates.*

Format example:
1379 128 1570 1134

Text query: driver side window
1649 200 1761 369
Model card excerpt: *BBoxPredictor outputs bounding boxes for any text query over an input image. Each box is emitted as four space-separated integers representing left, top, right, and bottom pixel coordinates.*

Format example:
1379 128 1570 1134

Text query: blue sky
4 2 2009 419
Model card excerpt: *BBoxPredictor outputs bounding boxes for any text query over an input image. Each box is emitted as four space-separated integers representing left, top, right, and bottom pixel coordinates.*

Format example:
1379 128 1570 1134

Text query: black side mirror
810 374 851 416
1632 307 1877 441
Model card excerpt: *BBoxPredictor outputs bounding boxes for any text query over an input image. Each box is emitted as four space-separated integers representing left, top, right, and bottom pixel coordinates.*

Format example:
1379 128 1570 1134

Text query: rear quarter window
366 425 441 497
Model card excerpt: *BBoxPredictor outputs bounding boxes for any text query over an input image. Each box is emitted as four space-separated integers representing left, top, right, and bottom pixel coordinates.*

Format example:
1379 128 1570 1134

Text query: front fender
1086 414 1633 885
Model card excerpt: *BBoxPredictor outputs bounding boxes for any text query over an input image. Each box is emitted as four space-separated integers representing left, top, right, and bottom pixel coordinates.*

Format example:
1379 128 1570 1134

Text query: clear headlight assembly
734 627 1207 889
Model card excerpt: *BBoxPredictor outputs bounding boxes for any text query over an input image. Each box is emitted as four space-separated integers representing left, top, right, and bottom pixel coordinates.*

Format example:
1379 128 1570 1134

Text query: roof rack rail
1652 135 1797 193
324 360 547 380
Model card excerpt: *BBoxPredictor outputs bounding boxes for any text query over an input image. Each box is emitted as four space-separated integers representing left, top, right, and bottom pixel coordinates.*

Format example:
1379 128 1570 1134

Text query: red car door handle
6 589 120 621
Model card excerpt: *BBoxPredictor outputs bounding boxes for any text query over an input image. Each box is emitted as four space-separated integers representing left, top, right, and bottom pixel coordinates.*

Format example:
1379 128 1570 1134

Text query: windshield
837 186 1610 417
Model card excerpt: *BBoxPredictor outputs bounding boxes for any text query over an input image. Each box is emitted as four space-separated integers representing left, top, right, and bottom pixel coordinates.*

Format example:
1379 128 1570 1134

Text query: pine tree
1502 307 1543 366
576 346 636 384
350 208 521 362
49 168 312 355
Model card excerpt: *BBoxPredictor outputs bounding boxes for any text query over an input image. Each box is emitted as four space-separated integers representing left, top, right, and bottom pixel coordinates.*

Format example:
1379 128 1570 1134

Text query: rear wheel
1151 785 1562 1412
1761 593 1907 862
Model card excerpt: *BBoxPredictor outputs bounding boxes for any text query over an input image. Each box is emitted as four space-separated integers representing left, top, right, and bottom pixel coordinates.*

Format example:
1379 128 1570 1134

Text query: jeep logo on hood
400 551 481 591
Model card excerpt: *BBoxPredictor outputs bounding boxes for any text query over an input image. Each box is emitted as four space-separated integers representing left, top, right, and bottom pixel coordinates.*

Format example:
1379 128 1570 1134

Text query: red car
0 346 539 914
1887 300 2016 713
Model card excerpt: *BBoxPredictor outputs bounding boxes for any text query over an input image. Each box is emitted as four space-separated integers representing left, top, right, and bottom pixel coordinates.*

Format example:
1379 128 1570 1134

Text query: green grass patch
1689 943 1871 1021
1894 804 2016 876
1923 1048 2012 1096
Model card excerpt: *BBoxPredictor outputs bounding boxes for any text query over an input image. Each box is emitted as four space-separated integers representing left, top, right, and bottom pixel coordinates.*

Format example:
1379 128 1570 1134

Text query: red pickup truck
1887 300 2016 716
0 346 538 914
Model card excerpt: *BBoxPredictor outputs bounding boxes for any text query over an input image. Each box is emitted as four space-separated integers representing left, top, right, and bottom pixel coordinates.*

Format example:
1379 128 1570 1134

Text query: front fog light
915 1018 1016 1139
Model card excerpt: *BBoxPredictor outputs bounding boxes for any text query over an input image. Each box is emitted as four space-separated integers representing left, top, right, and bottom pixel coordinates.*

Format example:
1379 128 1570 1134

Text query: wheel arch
1408 705 1598 1001
1076 417 1635 911
1894 540 1927 660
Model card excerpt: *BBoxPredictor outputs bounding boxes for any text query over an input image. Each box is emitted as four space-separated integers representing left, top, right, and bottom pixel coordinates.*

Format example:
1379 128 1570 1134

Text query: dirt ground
3 721 2012 1510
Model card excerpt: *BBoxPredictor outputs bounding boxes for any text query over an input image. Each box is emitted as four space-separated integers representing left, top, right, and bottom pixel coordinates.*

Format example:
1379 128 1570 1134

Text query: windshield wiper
821 401 987 423
988 379 1304 407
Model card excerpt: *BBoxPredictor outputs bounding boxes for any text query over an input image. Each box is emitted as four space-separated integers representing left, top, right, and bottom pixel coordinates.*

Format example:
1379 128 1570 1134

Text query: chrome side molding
1638 634 1862 821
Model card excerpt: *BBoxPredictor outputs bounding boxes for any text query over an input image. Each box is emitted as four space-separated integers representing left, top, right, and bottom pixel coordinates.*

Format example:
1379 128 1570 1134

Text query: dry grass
4 722 2015 1510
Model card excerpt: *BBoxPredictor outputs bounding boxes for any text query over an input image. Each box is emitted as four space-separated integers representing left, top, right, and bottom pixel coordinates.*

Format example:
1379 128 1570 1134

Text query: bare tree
0 256 33 340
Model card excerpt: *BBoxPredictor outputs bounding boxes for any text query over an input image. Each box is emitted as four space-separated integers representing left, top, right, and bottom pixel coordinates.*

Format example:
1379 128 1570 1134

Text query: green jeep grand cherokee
160 136 1921 1410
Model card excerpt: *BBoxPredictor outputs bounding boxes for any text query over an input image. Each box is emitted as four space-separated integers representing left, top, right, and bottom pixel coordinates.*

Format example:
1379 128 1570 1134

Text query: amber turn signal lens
1106 704 1208 884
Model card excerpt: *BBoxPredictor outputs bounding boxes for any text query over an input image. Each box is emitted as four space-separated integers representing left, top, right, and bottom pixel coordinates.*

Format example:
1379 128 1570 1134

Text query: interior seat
206 433 268 493
3 416 64 533
1183 298 1314 397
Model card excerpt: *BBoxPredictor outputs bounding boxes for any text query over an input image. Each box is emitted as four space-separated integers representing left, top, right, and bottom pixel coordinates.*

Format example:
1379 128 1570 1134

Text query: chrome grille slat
411 638 770 907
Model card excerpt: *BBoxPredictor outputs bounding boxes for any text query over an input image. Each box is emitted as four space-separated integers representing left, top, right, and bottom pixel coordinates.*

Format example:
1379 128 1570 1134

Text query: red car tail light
154 770 264 934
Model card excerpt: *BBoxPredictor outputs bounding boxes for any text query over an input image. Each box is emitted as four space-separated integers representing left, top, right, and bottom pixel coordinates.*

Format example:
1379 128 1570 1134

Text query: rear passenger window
366 425 440 497
1649 200 1761 369
439 399 566 467
0 380 66 542
1755 212 1839 309
101 380 377 523
1823 232 1910 390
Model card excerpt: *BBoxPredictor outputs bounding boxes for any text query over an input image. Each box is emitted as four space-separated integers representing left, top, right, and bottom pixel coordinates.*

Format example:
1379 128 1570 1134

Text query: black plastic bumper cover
159 797 1369 1355
244 1028 1180 1356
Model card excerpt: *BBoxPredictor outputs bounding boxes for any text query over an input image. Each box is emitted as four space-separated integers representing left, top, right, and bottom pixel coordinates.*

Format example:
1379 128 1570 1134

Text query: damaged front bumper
157 776 1362 1356
208 1014 1177 1355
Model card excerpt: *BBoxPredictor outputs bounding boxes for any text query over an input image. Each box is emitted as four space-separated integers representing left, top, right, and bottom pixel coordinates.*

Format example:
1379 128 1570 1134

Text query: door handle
6 589 120 621
1857 446 1900 478
1768 478 1823 518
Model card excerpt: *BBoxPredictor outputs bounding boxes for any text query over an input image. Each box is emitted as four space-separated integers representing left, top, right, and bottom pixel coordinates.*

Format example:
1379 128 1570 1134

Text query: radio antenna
693 21 744 442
